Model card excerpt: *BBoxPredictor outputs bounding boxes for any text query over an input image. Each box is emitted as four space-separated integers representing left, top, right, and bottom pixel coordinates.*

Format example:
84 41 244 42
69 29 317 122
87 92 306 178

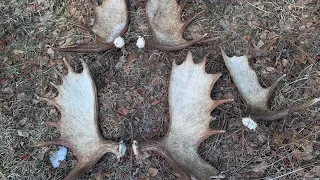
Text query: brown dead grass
0 0 319 179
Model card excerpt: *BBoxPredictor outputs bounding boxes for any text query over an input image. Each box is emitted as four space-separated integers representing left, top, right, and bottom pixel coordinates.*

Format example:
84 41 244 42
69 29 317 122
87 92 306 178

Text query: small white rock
132 140 139 156
50 146 67 168
136 36 145 49
47 47 55 58
114 36 125 48
117 140 126 159
242 117 258 131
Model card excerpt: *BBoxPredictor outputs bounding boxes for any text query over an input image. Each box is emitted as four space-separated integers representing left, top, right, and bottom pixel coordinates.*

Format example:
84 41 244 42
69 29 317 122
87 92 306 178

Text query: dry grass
0 0 319 179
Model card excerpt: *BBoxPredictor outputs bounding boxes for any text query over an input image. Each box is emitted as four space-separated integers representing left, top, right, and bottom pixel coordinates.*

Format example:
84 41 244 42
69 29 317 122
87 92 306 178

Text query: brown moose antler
221 49 319 121
55 0 128 52
145 0 217 51
133 52 233 179
34 59 121 179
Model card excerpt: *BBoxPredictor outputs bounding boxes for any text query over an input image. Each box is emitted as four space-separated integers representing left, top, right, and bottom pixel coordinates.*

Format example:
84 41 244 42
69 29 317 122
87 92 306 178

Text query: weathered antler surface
135 52 233 179
34 59 119 180
56 0 128 52
221 50 319 121
145 0 216 51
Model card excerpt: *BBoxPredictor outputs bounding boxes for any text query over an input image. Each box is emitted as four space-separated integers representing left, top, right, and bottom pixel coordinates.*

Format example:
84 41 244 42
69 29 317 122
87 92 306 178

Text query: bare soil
0 0 319 180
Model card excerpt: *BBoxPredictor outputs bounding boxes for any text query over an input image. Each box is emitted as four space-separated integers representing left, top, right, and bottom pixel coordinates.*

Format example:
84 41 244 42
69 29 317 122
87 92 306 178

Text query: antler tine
79 58 89 73
36 95 61 110
211 99 234 112
135 52 230 179
45 121 60 128
182 10 204 30
267 74 286 100
221 49 319 121
54 43 112 53
53 68 64 79
62 58 73 73
32 139 72 149
252 98 320 121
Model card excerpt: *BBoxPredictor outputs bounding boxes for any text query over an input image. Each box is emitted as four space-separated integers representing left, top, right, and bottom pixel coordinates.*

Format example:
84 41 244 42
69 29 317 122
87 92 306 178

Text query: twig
288 40 319 66
269 161 319 180
0 171 6 180
246 1 273 14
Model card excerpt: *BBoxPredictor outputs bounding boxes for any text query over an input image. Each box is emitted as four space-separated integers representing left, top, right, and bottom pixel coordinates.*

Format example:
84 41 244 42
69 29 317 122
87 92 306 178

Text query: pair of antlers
35 51 318 180
35 52 231 180
55 0 215 52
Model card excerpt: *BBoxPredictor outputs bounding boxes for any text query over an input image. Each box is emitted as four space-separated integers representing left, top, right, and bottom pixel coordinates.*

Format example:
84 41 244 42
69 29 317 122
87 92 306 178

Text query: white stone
242 117 258 131
117 140 126 159
114 36 125 48
136 36 145 48
50 146 67 168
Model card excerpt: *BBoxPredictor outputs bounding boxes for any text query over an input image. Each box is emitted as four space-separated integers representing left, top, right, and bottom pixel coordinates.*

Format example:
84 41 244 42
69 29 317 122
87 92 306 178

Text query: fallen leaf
138 176 150 180
13 50 25 55
2 87 14 94
49 108 58 117
116 108 129 116
126 52 137 62
20 153 31 161
281 86 291 93
115 55 126 70
282 59 289 67
17 93 25 100
17 130 29 137
47 47 55 58
252 161 268 173
0 40 6 51
266 67 275 72
151 100 161 105
137 89 143 95
257 40 265 48
316 55 320 61
291 149 302 160
148 167 159 177
48 60 55 67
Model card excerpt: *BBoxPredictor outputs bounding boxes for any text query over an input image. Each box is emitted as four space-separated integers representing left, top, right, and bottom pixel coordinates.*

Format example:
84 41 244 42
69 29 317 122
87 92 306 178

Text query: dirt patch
0 0 319 179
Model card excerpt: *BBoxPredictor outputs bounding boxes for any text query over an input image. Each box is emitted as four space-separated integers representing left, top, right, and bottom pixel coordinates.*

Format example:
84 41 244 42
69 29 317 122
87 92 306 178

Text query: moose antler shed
133 52 233 179
34 59 122 179
54 0 128 52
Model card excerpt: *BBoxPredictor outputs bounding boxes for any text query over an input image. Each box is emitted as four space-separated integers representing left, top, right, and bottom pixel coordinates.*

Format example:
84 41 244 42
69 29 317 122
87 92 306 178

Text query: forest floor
0 0 319 179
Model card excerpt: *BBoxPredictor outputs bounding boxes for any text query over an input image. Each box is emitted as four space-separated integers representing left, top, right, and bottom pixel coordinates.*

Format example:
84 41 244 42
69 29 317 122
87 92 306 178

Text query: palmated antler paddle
145 0 217 51
134 52 233 179
34 59 121 180
55 0 128 52
221 49 319 121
